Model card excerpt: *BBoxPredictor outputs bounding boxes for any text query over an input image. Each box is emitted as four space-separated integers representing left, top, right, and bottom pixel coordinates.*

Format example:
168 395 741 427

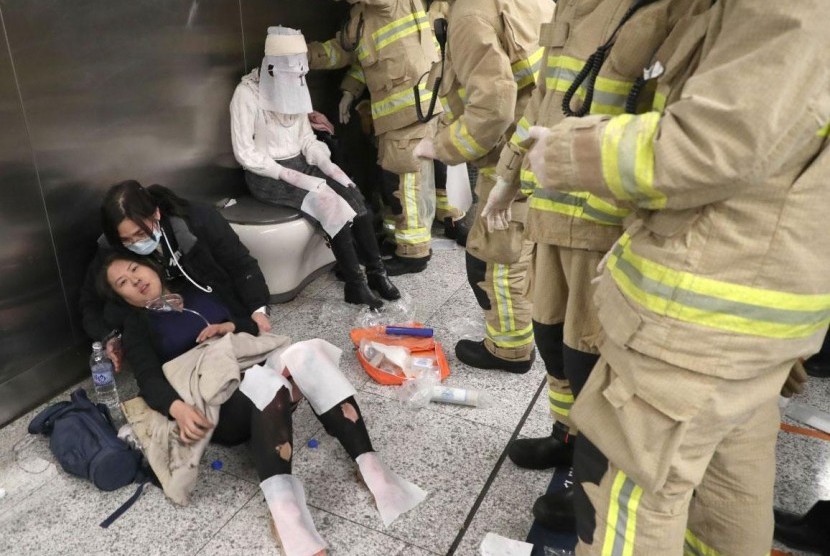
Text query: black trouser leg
351 207 385 274
573 434 609 544
213 389 295 479
313 396 374 460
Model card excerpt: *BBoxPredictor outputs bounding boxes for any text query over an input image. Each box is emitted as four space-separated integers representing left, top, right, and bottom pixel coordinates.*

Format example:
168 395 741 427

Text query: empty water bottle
90 342 126 429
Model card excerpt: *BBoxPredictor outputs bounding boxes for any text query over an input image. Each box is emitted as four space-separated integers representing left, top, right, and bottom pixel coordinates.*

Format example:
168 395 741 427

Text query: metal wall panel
0 8 76 424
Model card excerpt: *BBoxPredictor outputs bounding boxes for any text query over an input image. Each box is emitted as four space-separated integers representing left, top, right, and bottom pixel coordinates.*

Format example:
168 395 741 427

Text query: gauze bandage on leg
239 364 293 411
281 339 357 414
260 475 326 556
356 452 427 527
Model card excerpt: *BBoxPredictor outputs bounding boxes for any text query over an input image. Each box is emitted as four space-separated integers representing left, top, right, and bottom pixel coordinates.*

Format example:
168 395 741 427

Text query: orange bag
350 324 451 385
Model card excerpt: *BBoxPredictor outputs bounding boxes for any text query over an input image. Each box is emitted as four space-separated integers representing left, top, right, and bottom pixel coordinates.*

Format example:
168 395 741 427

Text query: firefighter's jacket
497 0 710 251
540 0 830 377
432 0 552 170
308 0 440 136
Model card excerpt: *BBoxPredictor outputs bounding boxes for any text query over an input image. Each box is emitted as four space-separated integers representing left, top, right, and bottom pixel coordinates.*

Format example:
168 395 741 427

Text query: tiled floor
1 239 828 555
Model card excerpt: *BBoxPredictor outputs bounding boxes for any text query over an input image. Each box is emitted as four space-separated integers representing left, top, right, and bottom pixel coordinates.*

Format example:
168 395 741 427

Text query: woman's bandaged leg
260 475 326 556
239 364 293 410
356 452 427 527
280 339 357 414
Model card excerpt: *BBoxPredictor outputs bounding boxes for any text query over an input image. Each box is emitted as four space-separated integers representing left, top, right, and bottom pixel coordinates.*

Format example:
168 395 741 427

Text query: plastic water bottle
90 342 125 429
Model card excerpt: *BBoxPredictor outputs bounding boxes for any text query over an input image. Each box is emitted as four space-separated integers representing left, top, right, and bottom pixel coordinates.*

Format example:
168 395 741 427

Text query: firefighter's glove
481 177 515 233
528 126 552 188
339 91 355 125
781 359 808 398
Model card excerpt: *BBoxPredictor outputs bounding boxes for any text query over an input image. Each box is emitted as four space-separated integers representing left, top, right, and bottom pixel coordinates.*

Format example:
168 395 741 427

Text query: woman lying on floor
98 253 425 556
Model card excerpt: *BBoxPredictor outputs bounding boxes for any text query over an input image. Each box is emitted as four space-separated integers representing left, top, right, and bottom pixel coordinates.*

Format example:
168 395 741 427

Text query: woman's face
116 207 161 248
106 259 163 308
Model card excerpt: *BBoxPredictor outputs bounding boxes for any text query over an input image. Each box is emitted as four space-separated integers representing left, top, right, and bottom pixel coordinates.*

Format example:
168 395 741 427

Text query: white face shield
259 26 313 115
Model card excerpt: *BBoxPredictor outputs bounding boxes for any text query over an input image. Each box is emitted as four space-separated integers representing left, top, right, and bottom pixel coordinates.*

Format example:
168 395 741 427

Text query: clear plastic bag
448 316 485 340
544 548 575 556
397 368 441 410
354 289 416 328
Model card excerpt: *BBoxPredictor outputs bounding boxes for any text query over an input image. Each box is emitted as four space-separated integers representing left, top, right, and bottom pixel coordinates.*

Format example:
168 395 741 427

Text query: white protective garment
280 339 358 415
259 27 313 114
479 533 533 556
300 185 357 237
261 474 327 556
356 452 428 527
230 70 331 182
446 163 473 213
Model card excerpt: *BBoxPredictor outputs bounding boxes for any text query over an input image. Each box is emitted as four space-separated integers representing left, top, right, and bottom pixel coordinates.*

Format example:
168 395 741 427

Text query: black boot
384 254 430 276
532 486 576 532
443 217 470 247
351 212 401 301
455 339 534 373
774 501 830 553
330 228 383 310
508 422 573 470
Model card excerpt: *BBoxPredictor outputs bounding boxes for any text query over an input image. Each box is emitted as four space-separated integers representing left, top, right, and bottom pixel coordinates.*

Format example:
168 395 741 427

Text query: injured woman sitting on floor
98 253 425 556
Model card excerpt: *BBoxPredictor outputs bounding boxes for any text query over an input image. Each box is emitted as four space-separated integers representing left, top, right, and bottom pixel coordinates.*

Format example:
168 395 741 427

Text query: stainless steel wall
0 0 348 426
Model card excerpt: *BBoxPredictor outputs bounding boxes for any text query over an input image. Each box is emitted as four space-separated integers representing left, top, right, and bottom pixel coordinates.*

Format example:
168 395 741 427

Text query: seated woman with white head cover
231 26 398 310
100 253 426 556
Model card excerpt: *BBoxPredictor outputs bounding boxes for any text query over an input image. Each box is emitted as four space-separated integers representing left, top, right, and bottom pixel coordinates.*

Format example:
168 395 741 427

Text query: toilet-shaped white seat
220 196 335 303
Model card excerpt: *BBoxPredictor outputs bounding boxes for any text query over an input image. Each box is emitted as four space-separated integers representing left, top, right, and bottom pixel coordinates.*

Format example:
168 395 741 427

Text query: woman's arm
122 312 182 416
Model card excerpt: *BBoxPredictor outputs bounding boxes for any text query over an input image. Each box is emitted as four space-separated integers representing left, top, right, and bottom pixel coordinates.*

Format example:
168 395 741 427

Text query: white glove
527 126 553 188
480 177 516 232
318 159 356 188
279 168 326 193
339 91 355 125
413 137 437 160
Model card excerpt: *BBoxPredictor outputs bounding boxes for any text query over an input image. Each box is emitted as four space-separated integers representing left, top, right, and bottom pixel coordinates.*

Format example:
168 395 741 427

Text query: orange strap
780 422 830 442
771 549 793 556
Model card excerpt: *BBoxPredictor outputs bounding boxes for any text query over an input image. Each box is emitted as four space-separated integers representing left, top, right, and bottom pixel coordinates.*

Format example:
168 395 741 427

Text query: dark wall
0 0 349 426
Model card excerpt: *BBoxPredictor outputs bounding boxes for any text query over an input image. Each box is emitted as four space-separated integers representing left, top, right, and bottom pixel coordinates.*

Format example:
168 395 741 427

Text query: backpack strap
99 480 150 529
28 401 73 435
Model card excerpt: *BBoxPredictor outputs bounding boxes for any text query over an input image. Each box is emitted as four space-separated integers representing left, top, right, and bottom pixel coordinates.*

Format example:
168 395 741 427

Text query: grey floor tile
199 492 438 556
517 379 555 441
291 390 511 554
0 462 257 556
452 461 552 556
774 429 830 514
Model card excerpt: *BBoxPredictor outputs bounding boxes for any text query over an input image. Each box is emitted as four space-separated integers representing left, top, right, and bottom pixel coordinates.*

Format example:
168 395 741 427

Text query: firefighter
413 0 553 373
519 0 830 552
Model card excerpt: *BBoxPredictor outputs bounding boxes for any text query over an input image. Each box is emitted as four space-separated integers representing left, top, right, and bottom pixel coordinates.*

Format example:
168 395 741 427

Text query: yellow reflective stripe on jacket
512 48 544 89
372 83 431 120
372 11 429 51
683 530 723 556
608 233 830 339
653 91 667 113
520 168 538 196
602 471 642 556
547 55 633 115
347 63 366 84
439 96 455 121
320 40 344 68
449 119 489 160
601 112 666 209
819 121 830 138
510 116 533 151
530 189 628 226
549 389 574 418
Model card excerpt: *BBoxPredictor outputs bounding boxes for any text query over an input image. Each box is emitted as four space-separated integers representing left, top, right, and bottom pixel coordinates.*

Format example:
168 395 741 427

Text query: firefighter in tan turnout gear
480 0 711 530
520 0 830 553
413 0 553 373
308 0 458 275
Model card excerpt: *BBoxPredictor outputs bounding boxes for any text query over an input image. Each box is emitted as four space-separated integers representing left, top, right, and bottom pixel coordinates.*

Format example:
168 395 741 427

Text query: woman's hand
169 400 214 444
196 322 235 343
308 111 335 135
251 312 272 334
105 335 124 373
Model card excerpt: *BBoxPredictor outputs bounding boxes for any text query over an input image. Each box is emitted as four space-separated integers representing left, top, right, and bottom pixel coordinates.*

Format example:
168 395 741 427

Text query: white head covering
259 26 313 114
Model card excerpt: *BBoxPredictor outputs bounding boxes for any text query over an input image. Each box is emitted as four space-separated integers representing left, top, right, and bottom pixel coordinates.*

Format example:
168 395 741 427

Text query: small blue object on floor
526 466 578 555
210 460 223 470
307 438 319 448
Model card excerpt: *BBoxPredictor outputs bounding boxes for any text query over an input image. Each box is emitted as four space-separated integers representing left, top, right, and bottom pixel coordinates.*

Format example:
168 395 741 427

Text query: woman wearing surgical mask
79 180 273 370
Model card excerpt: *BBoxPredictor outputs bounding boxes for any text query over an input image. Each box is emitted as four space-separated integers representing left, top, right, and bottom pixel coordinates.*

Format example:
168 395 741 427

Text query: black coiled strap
562 0 661 117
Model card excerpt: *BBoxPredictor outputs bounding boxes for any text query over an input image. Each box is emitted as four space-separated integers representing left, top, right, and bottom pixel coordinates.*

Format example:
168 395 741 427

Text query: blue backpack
28 388 151 527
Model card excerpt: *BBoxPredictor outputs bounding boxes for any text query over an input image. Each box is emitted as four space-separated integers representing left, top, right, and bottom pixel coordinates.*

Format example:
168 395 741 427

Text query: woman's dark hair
96 251 164 303
100 180 189 249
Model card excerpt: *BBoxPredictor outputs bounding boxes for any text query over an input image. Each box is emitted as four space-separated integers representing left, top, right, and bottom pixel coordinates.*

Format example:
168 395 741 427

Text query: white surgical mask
126 226 162 256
